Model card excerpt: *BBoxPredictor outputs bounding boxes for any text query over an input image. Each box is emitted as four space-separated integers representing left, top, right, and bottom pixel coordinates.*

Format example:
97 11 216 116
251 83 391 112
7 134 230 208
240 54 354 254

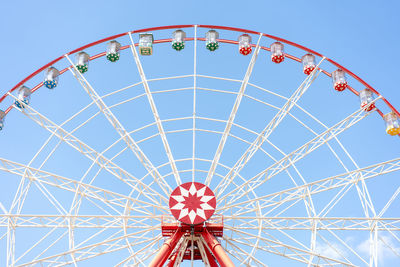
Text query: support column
201 229 234 267
166 246 179 267
149 230 183 267
203 240 219 267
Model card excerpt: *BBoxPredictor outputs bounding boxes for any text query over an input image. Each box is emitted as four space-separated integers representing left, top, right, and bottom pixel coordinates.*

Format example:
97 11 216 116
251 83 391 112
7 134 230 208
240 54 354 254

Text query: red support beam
204 240 220 267
201 229 234 267
166 253 178 267
149 230 183 267
166 241 183 267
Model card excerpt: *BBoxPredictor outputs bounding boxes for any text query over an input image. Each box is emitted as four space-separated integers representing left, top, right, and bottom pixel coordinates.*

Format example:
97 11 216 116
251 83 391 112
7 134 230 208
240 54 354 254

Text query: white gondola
15 86 31 109
301 54 316 75
106 40 121 62
44 67 59 89
139 33 154 55
332 69 347 91
206 30 219 51
359 88 375 111
75 52 90 73
172 30 186 51
384 112 400 136
270 42 284 63
238 34 252 55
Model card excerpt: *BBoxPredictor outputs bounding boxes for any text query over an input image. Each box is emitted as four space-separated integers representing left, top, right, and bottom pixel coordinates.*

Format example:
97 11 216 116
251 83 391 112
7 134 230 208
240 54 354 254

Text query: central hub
169 182 216 225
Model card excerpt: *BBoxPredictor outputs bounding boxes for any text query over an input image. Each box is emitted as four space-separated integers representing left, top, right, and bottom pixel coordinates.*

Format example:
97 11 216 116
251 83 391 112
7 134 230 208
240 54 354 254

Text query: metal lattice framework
0 25 399 266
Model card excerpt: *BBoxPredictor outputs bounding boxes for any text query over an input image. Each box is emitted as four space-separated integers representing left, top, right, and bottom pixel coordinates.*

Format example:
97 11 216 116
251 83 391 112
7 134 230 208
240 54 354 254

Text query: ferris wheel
0 24 400 266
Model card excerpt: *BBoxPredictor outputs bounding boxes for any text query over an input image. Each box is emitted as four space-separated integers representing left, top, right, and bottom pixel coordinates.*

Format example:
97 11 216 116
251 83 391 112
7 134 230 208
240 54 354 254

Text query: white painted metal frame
3 76 396 266
0 25 399 266
214 57 325 198
65 54 173 198
8 94 165 205
128 32 182 187
205 33 263 186
218 99 379 205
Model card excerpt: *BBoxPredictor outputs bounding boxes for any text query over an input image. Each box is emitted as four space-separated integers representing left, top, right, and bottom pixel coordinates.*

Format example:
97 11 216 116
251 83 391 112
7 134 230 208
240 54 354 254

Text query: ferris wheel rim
1 24 399 266
1 24 399 120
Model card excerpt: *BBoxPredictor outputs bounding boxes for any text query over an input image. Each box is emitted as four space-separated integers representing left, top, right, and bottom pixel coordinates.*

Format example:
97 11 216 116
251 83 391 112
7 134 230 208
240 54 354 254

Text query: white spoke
128 32 182 186
226 227 355 266
219 157 400 215
0 157 165 213
224 237 267 266
320 229 368 265
0 214 160 228
114 236 162 266
379 185 400 217
8 96 166 206
215 57 325 198
65 54 172 198
15 226 59 264
192 25 197 183
10 127 64 216
218 101 378 205
17 228 159 266
29 230 69 264
205 33 263 186
1 25 399 267
7 219 16 267
224 216 400 231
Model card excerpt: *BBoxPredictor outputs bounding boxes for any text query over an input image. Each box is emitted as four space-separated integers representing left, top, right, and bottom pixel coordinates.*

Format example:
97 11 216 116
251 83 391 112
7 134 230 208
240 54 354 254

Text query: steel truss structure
0 25 399 266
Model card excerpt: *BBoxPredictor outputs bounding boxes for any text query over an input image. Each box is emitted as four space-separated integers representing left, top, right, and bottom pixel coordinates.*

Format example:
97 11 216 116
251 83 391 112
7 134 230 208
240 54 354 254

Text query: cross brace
149 226 233 266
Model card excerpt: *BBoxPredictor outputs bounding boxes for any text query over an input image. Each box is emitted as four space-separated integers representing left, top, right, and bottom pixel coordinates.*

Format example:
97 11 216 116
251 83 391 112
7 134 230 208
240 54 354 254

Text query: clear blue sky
0 0 399 110
0 0 399 266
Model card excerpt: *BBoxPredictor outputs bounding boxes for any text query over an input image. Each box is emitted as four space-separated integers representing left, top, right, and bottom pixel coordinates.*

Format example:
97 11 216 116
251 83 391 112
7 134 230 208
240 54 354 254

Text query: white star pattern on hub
169 182 216 225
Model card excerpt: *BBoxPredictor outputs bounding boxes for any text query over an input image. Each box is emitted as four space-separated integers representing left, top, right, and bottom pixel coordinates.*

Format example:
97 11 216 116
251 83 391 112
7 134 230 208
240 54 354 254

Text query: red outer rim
2 24 398 119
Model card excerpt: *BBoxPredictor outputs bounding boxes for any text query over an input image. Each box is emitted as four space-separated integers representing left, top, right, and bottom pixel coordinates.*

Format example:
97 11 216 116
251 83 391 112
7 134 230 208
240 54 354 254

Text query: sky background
0 0 399 110
0 0 399 266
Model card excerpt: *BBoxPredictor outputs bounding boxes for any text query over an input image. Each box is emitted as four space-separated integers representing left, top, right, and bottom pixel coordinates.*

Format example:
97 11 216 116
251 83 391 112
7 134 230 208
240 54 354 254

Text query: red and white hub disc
169 182 216 225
